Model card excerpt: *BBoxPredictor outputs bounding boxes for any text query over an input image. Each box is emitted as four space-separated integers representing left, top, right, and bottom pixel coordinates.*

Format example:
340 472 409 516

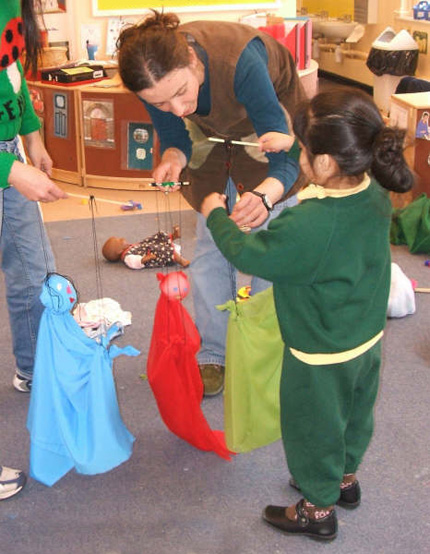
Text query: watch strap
250 190 273 212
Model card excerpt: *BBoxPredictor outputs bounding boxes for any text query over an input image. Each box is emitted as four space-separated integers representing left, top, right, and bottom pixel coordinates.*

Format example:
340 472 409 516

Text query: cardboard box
390 92 430 198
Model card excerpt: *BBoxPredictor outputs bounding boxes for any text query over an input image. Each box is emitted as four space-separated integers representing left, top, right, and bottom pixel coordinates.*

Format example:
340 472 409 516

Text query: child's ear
315 154 338 179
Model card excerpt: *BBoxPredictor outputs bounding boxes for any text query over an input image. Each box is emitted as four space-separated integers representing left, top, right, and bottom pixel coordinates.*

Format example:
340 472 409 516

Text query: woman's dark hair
293 87 414 193
22 0 43 76
117 10 190 92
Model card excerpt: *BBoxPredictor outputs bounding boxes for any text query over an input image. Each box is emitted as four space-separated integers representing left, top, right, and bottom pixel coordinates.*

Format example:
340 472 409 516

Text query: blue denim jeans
190 178 297 366
0 138 55 379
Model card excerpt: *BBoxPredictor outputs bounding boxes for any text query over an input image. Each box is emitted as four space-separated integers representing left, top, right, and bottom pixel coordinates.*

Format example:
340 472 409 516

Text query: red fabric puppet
147 271 232 460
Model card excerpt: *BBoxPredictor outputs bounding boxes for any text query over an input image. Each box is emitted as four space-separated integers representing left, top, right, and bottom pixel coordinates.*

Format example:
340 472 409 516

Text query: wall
298 0 354 18
61 0 296 61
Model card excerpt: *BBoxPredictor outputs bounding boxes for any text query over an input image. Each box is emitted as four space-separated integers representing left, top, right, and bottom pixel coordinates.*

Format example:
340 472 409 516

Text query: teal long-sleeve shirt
207 179 392 354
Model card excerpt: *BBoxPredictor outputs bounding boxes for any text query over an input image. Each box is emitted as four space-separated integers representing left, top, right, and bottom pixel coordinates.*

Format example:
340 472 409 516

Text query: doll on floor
102 225 190 269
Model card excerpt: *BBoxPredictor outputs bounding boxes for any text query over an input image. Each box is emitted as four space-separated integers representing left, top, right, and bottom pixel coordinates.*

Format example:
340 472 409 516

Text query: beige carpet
41 182 192 223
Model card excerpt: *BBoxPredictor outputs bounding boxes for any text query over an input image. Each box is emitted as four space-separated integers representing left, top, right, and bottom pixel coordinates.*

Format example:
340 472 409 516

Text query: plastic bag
218 286 284 453
390 193 430 253
366 47 418 77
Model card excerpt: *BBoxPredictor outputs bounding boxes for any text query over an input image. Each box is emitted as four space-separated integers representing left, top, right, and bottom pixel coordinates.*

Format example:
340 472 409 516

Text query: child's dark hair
293 87 414 193
117 10 189 92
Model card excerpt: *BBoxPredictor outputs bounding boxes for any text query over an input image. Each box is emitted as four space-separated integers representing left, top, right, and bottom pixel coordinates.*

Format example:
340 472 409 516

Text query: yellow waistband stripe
289 331 384 366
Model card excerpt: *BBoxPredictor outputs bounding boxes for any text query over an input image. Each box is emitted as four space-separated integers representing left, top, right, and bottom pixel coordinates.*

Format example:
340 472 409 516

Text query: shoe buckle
296 500 310 527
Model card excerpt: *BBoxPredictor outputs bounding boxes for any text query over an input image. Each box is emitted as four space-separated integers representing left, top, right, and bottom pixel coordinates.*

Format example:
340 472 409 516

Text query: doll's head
157 271 190 301
102 237 130 262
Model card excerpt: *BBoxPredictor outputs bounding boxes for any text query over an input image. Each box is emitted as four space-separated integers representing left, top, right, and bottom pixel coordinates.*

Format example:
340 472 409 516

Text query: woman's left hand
230 191 269 228
230 177 284 228
23 130 53 176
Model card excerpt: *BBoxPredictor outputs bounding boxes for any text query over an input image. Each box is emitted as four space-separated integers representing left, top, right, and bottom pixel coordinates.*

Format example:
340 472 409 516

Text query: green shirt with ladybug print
0 0 41 188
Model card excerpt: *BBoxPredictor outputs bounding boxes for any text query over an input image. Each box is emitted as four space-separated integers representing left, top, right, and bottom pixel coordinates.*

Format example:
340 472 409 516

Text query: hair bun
141 10 180 32
373 127 404 166
371 126 414 192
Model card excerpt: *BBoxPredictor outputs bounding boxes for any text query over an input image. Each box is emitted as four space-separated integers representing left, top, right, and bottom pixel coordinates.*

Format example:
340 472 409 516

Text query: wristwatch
250 190 273 212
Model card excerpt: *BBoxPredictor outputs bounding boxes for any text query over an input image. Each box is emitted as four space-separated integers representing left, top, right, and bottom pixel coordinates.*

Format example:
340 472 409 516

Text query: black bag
366 48 419 77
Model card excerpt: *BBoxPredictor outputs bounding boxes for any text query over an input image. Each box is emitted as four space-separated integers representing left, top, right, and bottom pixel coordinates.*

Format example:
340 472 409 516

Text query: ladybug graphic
0 17 24 70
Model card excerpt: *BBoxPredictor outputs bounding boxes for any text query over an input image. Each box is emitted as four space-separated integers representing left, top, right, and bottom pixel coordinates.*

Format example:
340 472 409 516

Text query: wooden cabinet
28 80 160 190
390 92 430 204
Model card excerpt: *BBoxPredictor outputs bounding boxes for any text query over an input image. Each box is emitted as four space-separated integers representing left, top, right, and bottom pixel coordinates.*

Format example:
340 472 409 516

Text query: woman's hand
152 148 187 192
201 193 227 218
23 131 53 176
230 177 284 228
8 161 67 202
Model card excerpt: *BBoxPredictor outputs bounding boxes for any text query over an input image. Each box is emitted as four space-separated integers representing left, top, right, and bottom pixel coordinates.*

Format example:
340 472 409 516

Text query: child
201 88 413 541
102 226 189 269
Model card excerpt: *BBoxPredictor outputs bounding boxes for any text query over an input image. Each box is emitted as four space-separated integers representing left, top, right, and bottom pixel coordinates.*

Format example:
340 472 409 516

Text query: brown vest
179 21 306 210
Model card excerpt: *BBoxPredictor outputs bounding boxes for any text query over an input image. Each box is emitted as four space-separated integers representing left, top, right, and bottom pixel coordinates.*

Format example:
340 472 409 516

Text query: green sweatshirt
207 179 392 354
0 1 41 188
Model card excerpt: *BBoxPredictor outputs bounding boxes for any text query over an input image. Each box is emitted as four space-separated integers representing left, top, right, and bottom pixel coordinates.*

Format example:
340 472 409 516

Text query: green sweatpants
280 341 381 507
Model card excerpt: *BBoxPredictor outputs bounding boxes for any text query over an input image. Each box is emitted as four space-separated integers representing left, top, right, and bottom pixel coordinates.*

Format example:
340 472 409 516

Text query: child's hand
201 193 227 218
259 132 295 153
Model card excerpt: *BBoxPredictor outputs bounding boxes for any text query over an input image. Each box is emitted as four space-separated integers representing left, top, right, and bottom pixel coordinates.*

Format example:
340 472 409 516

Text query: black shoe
289 477 361 509
263 499 337 541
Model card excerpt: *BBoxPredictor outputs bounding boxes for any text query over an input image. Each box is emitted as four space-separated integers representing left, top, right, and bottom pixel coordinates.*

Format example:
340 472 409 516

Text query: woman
117 11 305 396
0 0 66 501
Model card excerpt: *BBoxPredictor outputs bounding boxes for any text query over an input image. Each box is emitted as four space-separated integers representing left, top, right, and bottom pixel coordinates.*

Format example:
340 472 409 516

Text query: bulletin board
92 0 280 16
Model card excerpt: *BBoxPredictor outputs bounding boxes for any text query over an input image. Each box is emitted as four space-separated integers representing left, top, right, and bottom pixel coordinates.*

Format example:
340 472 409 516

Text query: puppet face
40 274 77 313
102 237 129 262
159 271 190 301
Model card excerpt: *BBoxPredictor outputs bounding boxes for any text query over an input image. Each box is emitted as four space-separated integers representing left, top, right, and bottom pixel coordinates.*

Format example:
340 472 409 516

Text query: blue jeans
0 138 55 379
190 178 297 366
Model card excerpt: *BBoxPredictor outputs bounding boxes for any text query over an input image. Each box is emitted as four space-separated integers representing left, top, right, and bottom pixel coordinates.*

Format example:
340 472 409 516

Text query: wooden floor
40 182 192 223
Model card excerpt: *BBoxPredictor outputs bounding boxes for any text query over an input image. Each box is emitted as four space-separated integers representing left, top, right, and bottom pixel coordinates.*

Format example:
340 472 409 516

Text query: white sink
311 17 358 41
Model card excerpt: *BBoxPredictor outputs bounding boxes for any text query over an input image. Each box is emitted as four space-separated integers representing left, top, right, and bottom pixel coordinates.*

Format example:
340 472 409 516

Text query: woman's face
137 48 202 118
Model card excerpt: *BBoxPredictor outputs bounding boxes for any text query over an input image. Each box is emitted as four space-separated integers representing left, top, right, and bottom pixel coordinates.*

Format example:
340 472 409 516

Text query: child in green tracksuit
201 88 413 541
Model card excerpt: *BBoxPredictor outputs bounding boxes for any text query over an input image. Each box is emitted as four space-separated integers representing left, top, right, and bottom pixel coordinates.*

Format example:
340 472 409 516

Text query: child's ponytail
371 127 414 193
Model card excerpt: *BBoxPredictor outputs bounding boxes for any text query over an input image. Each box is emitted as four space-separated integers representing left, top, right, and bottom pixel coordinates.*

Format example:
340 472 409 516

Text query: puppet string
154 185 189 341
88 195 107 335
224 142 239 302
36 204 56 276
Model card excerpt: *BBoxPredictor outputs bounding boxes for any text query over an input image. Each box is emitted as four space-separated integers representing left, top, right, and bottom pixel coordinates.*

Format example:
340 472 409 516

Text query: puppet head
102 237 130 262
40 274 77 313
157 271 190 301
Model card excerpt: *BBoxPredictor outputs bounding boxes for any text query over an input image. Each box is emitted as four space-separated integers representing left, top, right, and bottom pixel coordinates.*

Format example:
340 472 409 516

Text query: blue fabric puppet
27 274 139 486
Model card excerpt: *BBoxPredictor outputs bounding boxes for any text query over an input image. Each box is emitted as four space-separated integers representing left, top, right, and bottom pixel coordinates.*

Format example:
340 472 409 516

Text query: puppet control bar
149 181 190 188
149 138 259 189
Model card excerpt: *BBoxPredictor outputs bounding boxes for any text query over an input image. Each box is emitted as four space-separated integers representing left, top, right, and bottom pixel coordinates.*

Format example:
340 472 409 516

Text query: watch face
264 195 273 209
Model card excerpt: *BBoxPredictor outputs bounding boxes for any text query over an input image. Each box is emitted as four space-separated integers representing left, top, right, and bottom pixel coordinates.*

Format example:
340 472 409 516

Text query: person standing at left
0 0 66 500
